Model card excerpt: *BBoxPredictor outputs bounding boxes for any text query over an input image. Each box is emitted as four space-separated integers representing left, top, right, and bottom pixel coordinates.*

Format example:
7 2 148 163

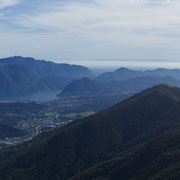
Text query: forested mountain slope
0 84 180 179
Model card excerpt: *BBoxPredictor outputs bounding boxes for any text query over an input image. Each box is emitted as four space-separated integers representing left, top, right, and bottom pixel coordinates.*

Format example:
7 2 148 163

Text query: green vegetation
0 124 26 139
0 93 131 147
72 127 180 180
0 84 180 179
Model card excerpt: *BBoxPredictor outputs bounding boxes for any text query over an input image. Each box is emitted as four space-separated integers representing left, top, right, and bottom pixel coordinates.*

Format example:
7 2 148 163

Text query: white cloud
0 0 20 9
15 0 180 47
16 0 178 35
2 0 180 62
56 59 180 69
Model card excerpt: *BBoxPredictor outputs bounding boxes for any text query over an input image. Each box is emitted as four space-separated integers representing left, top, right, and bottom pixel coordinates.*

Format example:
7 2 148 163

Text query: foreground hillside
72 126 180 179
0 84 180 179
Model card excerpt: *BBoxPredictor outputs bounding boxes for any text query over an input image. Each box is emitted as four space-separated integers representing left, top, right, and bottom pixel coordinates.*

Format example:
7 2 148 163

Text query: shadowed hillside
1 84 180 179
0 124 26 139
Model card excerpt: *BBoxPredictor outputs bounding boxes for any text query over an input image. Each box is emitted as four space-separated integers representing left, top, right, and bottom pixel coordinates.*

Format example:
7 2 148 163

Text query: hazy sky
1 0 180 68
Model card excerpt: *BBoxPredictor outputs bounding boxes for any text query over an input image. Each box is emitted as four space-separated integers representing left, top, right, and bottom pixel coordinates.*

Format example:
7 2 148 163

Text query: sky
1 0 180 68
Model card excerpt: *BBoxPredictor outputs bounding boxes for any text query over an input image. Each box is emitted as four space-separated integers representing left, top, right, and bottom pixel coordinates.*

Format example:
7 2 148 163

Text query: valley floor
0 93 132 148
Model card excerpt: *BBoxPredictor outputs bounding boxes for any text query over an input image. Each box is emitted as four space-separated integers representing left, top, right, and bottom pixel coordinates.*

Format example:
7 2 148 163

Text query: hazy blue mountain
1 84 180 179
38 76 74 91
122 75 180 91
0 56 94 79
95 67 144 82
0 64 38 97
0 56 93 98
145 68 180 79
0 65 74 97
96 67 180 82
58 77 105 97
58 76 180 97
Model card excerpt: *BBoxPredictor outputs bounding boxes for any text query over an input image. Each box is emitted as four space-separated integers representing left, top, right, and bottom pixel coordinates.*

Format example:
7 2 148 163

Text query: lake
1 90 61 102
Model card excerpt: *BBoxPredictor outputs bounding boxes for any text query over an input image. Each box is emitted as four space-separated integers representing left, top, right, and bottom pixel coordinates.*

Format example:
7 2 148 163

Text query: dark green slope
72 126 180 180
0 124 26 139
0 102 45 126
0 84 180 179
71 87 180 180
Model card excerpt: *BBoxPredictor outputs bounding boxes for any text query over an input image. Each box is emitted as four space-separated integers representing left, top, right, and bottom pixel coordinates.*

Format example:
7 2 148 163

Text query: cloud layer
1 0 180 67
0 0 20 9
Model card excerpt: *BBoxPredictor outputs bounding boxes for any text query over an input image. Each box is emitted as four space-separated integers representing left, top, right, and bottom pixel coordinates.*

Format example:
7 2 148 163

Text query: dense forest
0 84 180 179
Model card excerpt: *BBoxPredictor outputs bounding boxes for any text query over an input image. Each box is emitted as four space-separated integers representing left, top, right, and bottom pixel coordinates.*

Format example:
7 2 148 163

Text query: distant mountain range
58 76 180 97
0 56 94 79
0 56 94 98
96 67 180 82
95 67 144 82
1 84 180 179
2 56 180 100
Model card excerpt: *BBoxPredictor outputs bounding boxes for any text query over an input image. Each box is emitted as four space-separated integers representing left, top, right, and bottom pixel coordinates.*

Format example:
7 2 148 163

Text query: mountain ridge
58 76 180 98
96 67 180 82
0 84 180 179
0 56 94 98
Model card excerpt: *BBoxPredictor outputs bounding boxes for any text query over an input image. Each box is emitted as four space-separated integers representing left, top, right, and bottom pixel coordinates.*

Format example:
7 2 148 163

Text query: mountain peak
153 83 172 89
150 83 180 93
116 67 130 71
1 84 180 179
140 83 180 102
95 67 143 82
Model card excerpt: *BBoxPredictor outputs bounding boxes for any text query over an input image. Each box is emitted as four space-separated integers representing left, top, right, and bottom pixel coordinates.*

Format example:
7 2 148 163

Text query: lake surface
2 90 61 102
